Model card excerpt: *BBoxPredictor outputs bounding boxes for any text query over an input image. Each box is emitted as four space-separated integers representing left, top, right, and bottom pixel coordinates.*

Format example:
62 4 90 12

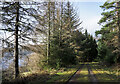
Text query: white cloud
1 0 106 2
69 0 106 2
81 16 102 37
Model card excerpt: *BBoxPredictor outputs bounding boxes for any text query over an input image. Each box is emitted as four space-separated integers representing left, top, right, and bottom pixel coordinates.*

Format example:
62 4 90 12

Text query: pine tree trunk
52 2 55 32
14 2 19 78
59 2 63 47
47 2 50 64
116 1 120 63
2 39 4 57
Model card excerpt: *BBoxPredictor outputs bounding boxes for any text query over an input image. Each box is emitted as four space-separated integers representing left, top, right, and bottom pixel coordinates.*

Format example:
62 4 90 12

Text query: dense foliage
46 2 80 68
44 2 98 68
72 30 98 62
96 1 120 64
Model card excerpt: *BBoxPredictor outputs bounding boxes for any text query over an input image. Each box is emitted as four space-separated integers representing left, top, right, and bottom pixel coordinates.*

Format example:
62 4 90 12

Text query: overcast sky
73 1 106 37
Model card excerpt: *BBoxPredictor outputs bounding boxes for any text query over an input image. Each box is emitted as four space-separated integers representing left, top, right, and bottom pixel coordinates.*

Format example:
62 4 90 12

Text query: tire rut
66 64 84 84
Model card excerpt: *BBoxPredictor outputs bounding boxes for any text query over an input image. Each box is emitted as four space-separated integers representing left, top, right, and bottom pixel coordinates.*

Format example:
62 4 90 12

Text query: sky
73 1 105 37
0 1 106 47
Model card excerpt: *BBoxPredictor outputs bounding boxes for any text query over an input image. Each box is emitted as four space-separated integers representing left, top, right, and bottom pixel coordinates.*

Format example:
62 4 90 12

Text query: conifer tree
72 30 98 62
47 1 82 68
96 1 120 63
1 1 41 78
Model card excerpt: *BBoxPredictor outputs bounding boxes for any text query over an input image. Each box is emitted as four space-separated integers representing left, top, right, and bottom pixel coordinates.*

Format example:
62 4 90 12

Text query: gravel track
66 63 98 84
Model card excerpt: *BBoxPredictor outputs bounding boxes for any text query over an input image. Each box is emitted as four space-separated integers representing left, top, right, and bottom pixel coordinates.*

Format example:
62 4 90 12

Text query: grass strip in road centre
77 64 90 82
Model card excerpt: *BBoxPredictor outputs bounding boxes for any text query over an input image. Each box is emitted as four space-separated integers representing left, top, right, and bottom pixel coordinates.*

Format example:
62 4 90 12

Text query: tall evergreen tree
47 1 82 68
1 1 41 77
72 30 98 62
96 1 120 64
